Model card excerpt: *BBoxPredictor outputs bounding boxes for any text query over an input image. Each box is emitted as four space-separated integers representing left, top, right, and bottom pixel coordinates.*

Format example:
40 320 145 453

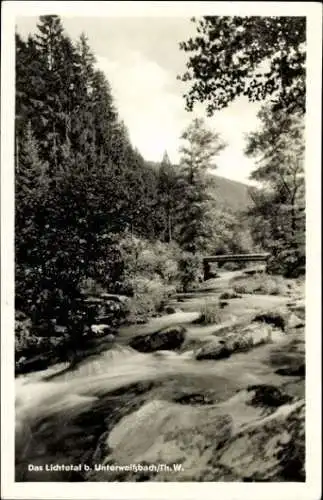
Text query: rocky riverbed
15 269 305 482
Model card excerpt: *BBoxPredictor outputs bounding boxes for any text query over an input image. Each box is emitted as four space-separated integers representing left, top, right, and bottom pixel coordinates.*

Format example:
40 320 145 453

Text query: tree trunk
168 212 172 243
16 137 19 173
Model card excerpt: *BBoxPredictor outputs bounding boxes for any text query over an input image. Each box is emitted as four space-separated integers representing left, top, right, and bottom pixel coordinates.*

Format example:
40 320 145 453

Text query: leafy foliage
178 252 203 292
179 16 306 115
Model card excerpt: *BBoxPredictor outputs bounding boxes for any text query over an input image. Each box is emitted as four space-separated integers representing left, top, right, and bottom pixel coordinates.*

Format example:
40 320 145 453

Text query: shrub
118 235 180 284
177 252 203 292
125 277 176 324
267 248 305 279
230 274 288 296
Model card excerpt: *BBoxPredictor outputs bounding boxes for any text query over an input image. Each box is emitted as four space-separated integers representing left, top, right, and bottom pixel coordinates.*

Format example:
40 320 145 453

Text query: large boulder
252 309 288 331
195 323 275 361
217 400 305 481
88 388 304 482
129 326 186 353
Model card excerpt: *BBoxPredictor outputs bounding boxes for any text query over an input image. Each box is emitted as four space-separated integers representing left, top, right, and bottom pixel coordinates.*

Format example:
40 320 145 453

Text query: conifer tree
245 106 305 276
157 151 179 243
177 118 226 254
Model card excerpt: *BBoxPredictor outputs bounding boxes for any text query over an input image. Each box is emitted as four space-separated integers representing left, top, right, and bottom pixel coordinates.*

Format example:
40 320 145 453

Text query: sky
16 16 263 184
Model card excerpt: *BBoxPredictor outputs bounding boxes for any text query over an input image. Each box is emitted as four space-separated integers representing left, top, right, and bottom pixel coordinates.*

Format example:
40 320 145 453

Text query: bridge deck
203 253 270 264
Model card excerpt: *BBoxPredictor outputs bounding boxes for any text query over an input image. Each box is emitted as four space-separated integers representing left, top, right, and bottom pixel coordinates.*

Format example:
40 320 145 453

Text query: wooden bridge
203 253 271 281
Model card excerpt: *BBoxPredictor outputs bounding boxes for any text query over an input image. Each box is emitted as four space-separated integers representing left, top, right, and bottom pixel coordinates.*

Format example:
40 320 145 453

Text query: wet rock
100 293 129 303
219 290 241 300
289 301 305 320
91 400 233 482
287 313 304 330
163 305 181 315
252 310 287 331
195 323 273 361
174 393 215 406
89 393 304 482
195 339 232 360
129 326 186 353
15 354 52 375
90 324 111 337
275 364 305 377
246 385 293 408
217 400 305 481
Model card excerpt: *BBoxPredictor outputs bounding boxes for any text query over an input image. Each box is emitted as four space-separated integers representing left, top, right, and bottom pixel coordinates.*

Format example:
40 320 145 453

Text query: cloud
96 53 187 163
96 53 262 184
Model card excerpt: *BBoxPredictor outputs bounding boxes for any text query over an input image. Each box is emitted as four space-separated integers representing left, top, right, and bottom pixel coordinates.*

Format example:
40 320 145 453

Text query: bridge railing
203 253 270 280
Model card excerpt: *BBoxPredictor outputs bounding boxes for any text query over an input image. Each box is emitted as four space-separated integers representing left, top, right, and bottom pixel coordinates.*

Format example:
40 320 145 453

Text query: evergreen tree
245 107 305 276
157 151 179 243
177 118 226 254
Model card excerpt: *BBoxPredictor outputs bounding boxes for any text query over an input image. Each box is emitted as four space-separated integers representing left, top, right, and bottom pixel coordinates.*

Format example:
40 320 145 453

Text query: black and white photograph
1 2 322 499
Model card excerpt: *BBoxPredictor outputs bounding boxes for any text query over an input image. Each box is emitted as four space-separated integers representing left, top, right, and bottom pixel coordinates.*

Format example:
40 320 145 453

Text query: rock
287 313 304 330
164 305 179 315
84 297 104 305
195 323 274 361
90 324 111 337
195 339 231 360
129 326 186 353
15 354 51 374
246 384 293 408
289 302 305 320
93 400 233 482
219 301 229 308
89 394 304 482
174 393 215 405
275 364 305 377
219 290 241 300
217 400 305 481
252 310 288 331
100 293 129 303
54 325 68 335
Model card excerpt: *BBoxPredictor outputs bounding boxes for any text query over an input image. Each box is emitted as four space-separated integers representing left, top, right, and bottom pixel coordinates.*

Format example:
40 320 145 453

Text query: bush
114 236 181 323
118 235 180 284
125 277 176 324
178 252 203 292
267 248 305 279
230 274 288 295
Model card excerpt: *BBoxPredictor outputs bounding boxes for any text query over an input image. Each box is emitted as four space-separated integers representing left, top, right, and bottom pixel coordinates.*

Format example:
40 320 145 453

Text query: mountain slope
148 161 252 213
207 174 252 212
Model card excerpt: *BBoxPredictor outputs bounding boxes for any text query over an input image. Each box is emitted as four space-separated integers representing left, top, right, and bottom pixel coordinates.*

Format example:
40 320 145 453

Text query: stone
275 364 305 377
195 323 272 361
90 324 111 337
129 326 186 353
164 305 178 315
287 313 304 330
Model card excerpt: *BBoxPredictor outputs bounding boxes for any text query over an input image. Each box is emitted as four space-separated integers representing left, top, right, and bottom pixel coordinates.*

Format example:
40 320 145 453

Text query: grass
195 301 222 325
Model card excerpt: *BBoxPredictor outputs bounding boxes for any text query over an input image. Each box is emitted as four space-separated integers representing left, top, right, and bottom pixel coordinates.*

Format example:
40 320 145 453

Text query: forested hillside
15 15 254 369
149 161 253 212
